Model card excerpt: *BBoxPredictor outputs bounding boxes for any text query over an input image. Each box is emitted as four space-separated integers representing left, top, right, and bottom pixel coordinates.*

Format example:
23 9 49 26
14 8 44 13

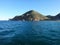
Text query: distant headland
10 10 60 21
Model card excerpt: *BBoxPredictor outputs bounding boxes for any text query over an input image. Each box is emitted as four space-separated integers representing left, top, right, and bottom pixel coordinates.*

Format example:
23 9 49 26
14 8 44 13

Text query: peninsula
10 10 60 21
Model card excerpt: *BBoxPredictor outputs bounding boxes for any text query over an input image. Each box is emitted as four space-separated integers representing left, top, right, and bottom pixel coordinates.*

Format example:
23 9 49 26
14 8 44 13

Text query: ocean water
0 21 60 45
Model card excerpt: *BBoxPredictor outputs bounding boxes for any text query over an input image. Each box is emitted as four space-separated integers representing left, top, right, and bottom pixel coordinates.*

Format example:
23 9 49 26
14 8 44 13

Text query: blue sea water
0 21 60 45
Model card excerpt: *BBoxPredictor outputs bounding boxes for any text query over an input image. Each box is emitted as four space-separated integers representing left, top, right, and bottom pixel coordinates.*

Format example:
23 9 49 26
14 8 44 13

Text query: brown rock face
10 10 49 21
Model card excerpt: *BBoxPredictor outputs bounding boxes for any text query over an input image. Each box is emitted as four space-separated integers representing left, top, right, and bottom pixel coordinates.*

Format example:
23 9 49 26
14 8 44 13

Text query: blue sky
0 0 60 20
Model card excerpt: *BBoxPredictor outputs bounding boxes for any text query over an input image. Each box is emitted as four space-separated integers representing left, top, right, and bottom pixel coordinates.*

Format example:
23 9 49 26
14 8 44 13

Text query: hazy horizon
0 0 60 20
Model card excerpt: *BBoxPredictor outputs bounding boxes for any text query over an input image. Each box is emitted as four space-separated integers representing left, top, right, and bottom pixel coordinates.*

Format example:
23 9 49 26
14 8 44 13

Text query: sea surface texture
0 21 60 45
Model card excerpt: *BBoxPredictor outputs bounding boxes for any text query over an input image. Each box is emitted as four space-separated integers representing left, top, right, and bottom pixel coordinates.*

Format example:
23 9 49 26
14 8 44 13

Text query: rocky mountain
46 13 60 20
10 10 60 21
10 10 49 21
55 13 60 20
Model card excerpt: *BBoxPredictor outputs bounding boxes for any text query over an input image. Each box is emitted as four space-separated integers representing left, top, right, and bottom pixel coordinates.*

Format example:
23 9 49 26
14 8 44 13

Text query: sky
0 0 60 20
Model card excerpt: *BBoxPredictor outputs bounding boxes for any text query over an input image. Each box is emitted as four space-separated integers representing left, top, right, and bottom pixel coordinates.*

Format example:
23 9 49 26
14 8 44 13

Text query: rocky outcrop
55 13 60 20
46 15 55 20
10 10 49 21
46 13 60 20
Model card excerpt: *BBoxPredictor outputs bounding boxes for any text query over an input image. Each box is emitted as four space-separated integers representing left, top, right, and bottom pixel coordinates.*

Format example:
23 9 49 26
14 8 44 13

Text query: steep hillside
10 10 49 21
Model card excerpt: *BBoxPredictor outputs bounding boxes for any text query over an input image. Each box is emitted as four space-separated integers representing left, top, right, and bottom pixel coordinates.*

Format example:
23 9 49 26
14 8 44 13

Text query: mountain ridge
10 10 60 21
